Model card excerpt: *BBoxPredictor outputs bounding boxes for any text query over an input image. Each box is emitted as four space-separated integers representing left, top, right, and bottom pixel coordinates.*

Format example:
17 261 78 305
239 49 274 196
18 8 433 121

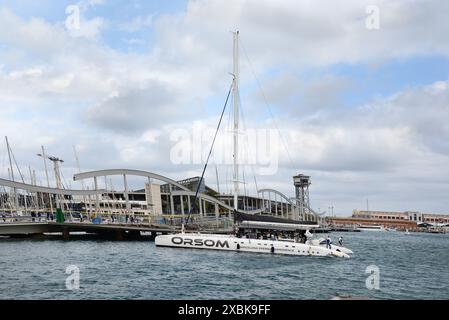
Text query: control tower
293 174 312 220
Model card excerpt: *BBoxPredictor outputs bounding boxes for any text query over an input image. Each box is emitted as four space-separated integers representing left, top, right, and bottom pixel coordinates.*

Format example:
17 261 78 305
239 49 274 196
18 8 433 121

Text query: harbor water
0 231 448 300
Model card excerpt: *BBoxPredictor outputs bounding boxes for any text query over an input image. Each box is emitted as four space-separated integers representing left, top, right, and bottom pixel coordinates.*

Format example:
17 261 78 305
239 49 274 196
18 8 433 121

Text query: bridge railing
0 212 234 231
0 213 152 226
0 214 49 224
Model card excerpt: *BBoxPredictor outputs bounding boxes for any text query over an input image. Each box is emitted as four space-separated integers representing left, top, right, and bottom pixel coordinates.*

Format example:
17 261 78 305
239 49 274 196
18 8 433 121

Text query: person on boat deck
302 234 307 243
326 236 332 249
338 236 343 246
305 229 313 239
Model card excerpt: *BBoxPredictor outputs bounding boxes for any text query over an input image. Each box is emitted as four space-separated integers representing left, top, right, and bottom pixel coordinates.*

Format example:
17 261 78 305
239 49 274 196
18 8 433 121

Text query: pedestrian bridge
1 168 321 225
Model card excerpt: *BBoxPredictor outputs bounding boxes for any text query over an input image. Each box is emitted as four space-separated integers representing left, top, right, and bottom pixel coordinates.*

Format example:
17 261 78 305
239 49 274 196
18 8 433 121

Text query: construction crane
37 150 64 209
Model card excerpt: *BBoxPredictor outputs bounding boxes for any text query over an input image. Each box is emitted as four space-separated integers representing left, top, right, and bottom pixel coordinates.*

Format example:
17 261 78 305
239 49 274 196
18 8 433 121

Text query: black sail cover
233 211 317 226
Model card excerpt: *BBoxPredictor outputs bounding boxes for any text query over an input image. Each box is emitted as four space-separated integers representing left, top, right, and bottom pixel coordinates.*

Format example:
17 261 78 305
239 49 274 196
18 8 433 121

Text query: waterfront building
326 209 449 230
352 210 449 225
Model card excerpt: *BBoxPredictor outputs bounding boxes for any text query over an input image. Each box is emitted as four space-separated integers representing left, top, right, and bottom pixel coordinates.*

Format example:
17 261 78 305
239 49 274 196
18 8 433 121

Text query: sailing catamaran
155 32 352 258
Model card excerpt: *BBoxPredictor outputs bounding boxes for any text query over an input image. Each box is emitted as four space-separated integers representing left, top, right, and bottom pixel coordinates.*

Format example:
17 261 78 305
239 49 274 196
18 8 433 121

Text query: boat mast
232 30 240 211
5 136 19 214
73 145 87 207
40 146 54 214
215 165 221 195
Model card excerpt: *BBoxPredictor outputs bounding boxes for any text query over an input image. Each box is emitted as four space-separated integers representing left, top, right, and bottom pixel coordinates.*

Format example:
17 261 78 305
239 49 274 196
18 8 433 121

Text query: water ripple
1 232 448 299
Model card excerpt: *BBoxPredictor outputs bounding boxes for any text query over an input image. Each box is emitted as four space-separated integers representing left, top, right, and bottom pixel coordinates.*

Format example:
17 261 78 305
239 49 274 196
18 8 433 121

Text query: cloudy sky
0 0 448 215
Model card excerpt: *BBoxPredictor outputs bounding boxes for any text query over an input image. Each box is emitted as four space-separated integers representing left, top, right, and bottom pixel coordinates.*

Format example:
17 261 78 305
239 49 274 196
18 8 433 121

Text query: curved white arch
258 188 295 205
74 169 190 191
258 189 321 220
172 190 233 211
0 178 104 196
289 197 324 217
171 190 266 215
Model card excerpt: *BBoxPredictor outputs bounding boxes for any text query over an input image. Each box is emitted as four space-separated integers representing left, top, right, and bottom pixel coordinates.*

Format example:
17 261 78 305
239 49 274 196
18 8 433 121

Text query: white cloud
67 16 106 39
0 8 67 57
151 0 449 70
87 0 105 6
86 80 194 133
119 15 153 33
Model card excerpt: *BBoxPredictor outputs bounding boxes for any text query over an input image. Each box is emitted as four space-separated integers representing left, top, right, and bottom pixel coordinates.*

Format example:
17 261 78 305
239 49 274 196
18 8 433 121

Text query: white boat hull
357 226 385 232
277 238 354 255
307 239 354 255
155 233 350 258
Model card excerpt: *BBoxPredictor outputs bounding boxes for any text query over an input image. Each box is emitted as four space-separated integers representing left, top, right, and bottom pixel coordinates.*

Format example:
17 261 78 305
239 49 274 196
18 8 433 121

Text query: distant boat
357 225 385 232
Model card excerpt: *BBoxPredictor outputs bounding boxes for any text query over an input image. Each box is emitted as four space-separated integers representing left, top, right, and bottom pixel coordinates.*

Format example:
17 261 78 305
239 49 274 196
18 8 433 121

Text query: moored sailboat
155 31 352 259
